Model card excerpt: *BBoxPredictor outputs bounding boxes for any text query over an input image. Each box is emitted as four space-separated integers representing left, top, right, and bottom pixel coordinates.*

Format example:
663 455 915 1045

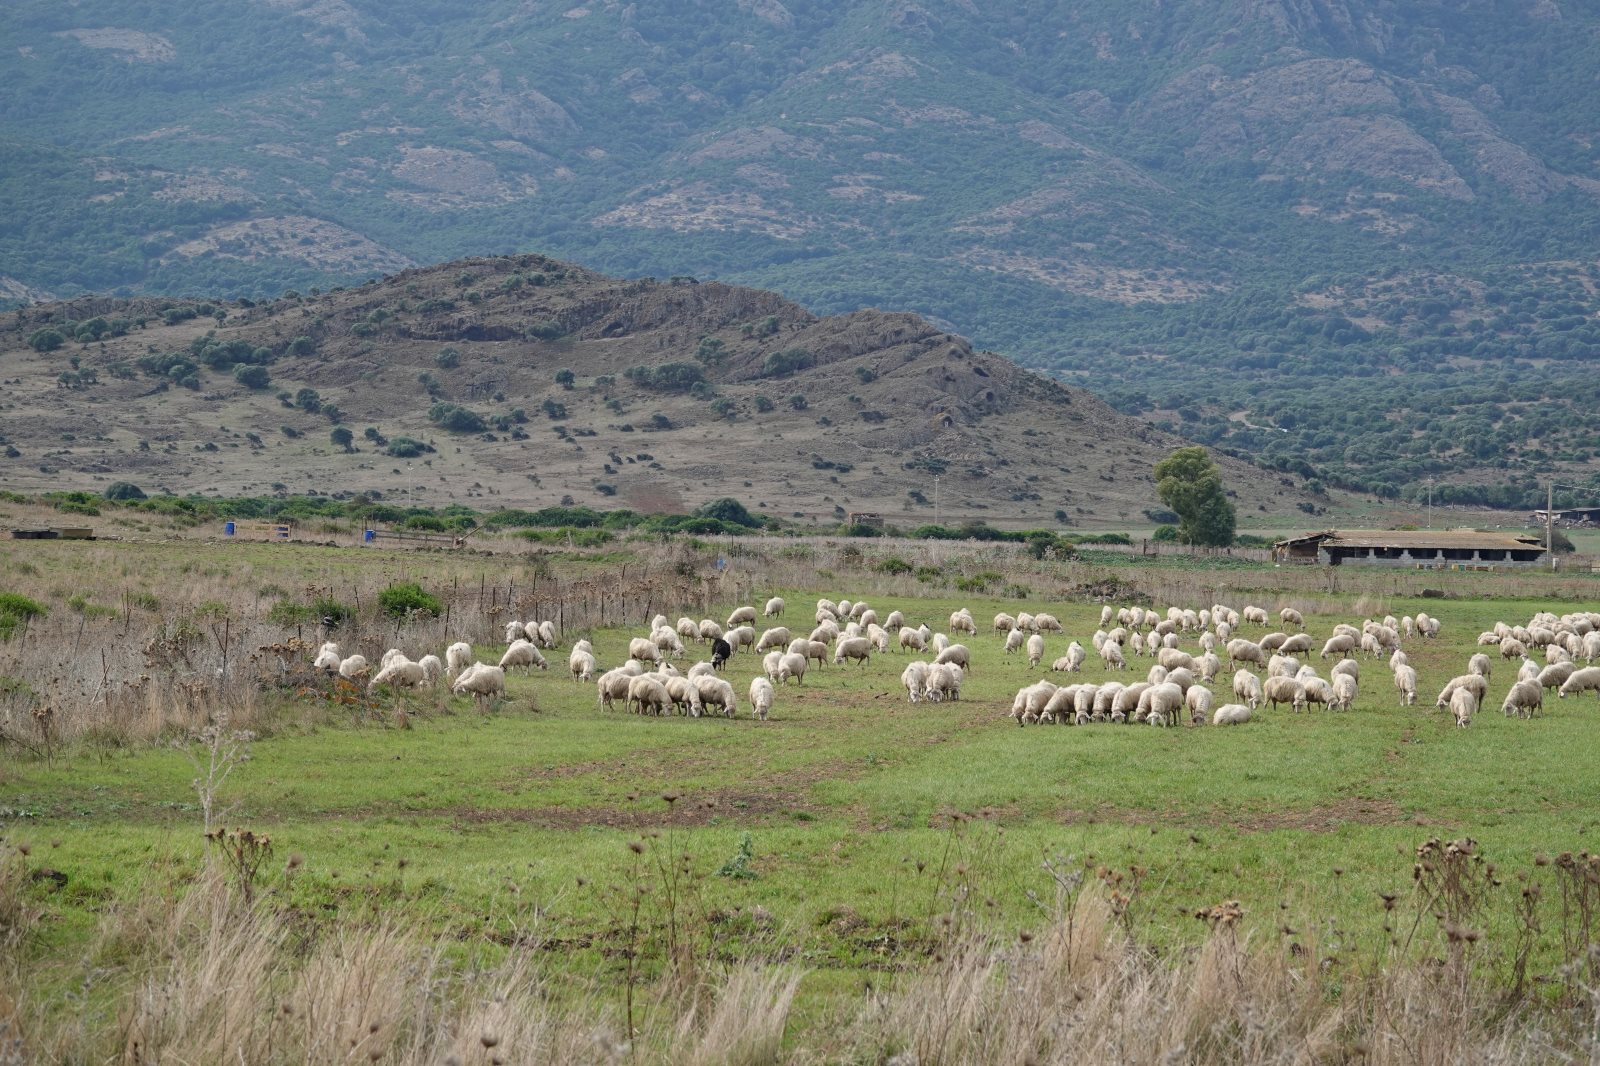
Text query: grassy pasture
3 531 1600 1058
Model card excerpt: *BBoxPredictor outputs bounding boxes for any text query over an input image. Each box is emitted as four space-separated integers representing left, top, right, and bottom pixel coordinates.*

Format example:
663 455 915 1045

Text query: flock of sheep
305 590 1600 732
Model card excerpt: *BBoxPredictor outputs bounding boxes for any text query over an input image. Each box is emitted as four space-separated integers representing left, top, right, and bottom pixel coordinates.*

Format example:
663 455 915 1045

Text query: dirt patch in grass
452 785 818 829
1056 797 1408 834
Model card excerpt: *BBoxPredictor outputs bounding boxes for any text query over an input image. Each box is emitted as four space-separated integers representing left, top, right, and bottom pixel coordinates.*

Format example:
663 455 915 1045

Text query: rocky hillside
5 1 1600 506
0 255 1317 526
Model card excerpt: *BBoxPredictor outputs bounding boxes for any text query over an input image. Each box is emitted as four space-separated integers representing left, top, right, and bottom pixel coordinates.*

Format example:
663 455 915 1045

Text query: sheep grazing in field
1264 676 1304 713
1436 674 1490 710
1268 655 1300 679
898 628 926 653
504 620 526 644
691 672 732 713
1011 681 1057 725
1233 670 1263 709
445 642 472 677
1003 628 1027 656
1279 633 1314 656
1034 613 1062 633
1226 639 1265 669
664 675 704 717
994 613 1017 633
1538 662 1575 692
1130 632 1146 658
1331 673 1358 712
1259 632 1289 653
949 609 977 636
1146 682 1185 724
1558 666 1600 699
1158 647 1195 672
687 662 716 680
725 626 755 653
764 596 786 618
1243 606 1269 626
762 651 784 683
534 620 558 648
1299 677 1335 711
834 636 872 667
1147 665 1169 687
628 637 661 664
1331 659 1359 683
1099 641 1126 671
1280 607 1305 630
1392 664 1418 707
935 644 972 674
1185 685 1214 725
1320 634 1356 660
500 639 548 672
1055 642 1086 673
926 663 964 702
1016 612 1036 633
1502 679 1543 719
676 617 700 641
452 663 506 707
1043 686 1079 725
1027 634 1046 668
1449 688 1477 728
417 654 444 686
884 610 905 632
749 677 775 720
727 605 757 628
810 620 840 644
1165 667 1196 694
369 657 425 691
569 648 597 683
756 627 791 653
597 668 633 711
778 652 809 685
698 620 724 642
1390 648 1410 671
1500 637 1527 661
902 661 932 703
710 638 733 672
651 627 685 658
314 642 342 672
627 675 671 717
859 609 879 629
1519 659 1543 684
338 655 369 680
1468 653 1492 679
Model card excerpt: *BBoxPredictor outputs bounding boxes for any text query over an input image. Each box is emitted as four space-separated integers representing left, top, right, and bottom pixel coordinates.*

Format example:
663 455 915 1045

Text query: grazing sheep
664 675 704 717
1279 633 1314 656
504 621 526 645
1011 681 1058 724
749 677 775 721
756 627 791 653
1094 683 1126 719
597 668 634 712
1558 666 1600 699
1500 637 1527 661
1436 674 1490 709
762 651 783 682
1501 679 1543 719
1185 685 1214 725
1003 627 1027 656
1259 632 1289 653
338 655 369 680
902 661 932 703
1158 648 1195 672
1212 703 1253 726
370 657 425 691
1280 607 1305 630
1034 613 1062 633
811 619 840 644
884 610 905 632
1320 634 1356 660
1232 670 1264 709
1016 612 1037 633
1165 667 1196 693
651 627 686 658
1331 659 1360 683
698 620 724 642
313 642 342 672
764 596 785 618
687 661 716 680
1060 642 1086 672
1226 639 1266 669
693 675 737 719
898 628 926 653
1113 683 1151 720
569 648 596 682
1389 649 1410 671
926 662 964 702
452 664 506 706
1043 686 1079 725
1147 682 1185 724
1538 662 1576 691
1147 664 1169 686
1450 688 1477 728
710 638 734 673
935 644 972 674
1027 634 1045 668
626 675 671 717
995 613 1019 633
1130 632 1146 658
949 610 977 636
778 651 809 685
1331 673 1358 711
1268 655 1300 679
1468 653 1493 679
500 640 549 672
1243 606 1270 626
834 636 872 667
1393 664 1418 707
417 655 444 686
445 642 473 677
728 605 758 628
628 637 661 664
1299 677 1334 711
725 626 756 653
1099 641 1126 671
677 617 700 640
535 621 558 648
931 633 951 655
1264 676 1304 713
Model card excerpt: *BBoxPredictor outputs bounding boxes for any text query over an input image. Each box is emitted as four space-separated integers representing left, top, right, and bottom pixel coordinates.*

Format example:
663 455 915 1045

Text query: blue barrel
363 529 376 543
224 521 236 536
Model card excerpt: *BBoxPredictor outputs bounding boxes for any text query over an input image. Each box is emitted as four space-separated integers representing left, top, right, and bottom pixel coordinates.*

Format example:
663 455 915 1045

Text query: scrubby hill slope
0 254 1317 526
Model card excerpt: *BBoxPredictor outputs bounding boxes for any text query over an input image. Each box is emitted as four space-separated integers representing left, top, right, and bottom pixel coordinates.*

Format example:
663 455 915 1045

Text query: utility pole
1548 482 1556 572
1426 479 1433 530
934 475 941 527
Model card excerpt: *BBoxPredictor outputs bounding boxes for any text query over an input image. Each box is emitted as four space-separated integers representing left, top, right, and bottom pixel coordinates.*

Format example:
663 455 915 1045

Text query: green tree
1153 446 1236 547
295 387 322 413
330 426 355 452
696 497 760 528
28 328 65 352
554 368 575 389
233 364 271 389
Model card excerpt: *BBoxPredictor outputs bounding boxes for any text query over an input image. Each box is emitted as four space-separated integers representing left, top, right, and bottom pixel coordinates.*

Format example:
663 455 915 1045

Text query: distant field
4 529 1600 1059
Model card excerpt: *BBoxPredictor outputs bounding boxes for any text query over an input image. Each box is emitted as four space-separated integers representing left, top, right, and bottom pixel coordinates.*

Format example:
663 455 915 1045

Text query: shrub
311 595 352 627
435 347 461 369
295 388 322 413
234 364 271 389
103 482 146 502
385 437 433 458
377 581 442 619
762 349 814 378
27 328 65 352
696 497 761 528
1152 525 1181 542
875 557 914 576
428 403 487 433
0 592 47 640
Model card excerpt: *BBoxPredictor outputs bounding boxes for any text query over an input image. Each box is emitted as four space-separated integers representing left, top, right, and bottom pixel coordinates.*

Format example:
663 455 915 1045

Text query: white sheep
1500 637 1527 661
445 642 473 677
901 661 931 703
417 654 444 686
1099 641 1126 671
764 596 786 618
677 617 700 640
1279 633 1314 656
756 627 791 653
664 675 703 717
597 668 634 711
926 662 964 702
369 657 425 691
1538 662 1576 691
762 651 784 682
686 661 716 680
834 637 872 666
1331 673 1358 711
1392 664 1418 707
627 675 671 716
749 677 775 720
1027 634 1045 668
726 625 756 653
505 620 526 644
1146 682 1184 725
994 612 1017 633
500 639 548 672
569 648 596 682
1003 628 1027 656
693 675 737 718
948 609 977 636
625 636 659 664
452 663 506 706
313 642 342 672
1280 607 1305 630
338 654 369 680
1226 639 1265 669
884 610 905 632
1034 613 1062 633
1232 670 1263 709
1449 687 1476 728
698 620 724 642
1011 680 1057 724
1212 703 1253 726
652 627 685 658
1501 679 1543 719
1185 685 1214 725
1264 676 1304 712
727 605 758 628
1320 634 1356 660
1331 659 1360 683
778 651 809 685
1558 666 1600 699
1243 606 1269 626
935 644 971 674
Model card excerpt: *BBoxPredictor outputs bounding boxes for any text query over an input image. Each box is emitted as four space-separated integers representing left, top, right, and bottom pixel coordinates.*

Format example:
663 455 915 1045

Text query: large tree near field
1154 446 1237 547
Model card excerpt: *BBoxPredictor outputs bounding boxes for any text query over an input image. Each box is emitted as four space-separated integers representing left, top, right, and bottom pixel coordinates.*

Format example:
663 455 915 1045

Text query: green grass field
4 532 1600 1058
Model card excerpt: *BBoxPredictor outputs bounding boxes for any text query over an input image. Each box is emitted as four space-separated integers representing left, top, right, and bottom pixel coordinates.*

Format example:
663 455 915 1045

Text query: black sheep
711 637 732 671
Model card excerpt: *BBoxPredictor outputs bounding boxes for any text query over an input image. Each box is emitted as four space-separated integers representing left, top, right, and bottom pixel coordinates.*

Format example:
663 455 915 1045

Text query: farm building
1273 529 1548 568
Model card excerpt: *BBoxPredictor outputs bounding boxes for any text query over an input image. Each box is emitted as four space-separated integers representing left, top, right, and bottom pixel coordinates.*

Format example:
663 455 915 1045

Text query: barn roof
1274 529 1545 551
